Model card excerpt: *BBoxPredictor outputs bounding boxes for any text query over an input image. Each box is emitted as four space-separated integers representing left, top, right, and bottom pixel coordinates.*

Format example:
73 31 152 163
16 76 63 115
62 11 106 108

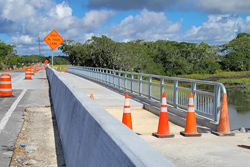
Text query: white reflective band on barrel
189 98 194 105
188 106 195 112
123 108 131 113
124 98 129 106
1 76 10 78
0 81 11 84
0 89 12 91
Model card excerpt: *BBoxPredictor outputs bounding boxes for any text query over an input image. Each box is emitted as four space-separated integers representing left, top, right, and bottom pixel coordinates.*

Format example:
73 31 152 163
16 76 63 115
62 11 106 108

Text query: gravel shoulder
9 106 65 167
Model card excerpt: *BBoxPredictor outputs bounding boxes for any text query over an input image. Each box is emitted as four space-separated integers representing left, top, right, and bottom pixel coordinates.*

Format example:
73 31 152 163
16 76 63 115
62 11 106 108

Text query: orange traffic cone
180 92 201 137
152 92 174 138
60 67 62 72
122 93 132 130
64 68 67 72
212 93 235 136
90 94 94 100
0 73 12 97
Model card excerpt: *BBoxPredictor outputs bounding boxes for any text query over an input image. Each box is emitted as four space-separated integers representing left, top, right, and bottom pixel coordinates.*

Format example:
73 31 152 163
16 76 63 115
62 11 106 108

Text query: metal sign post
52 50 53 68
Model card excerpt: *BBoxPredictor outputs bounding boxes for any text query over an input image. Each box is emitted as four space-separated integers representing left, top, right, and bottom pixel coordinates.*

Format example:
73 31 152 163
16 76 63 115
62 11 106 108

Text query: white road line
0 89 27 134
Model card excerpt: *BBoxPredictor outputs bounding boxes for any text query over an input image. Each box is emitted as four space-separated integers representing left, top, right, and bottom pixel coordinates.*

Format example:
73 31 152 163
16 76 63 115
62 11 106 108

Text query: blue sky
0 0 250 56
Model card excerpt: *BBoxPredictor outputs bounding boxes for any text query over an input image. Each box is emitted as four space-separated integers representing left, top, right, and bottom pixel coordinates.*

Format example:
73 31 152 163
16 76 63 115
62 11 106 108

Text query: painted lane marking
0 89 27 134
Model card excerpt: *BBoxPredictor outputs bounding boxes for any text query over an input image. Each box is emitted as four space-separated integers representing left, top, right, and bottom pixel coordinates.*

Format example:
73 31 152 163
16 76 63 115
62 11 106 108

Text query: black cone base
152 132 175 138
211 131 235 136
180 131 202 137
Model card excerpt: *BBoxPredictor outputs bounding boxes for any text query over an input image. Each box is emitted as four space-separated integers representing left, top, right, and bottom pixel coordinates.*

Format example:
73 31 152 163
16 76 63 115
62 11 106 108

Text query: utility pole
38 37 41 62
38 37 41 56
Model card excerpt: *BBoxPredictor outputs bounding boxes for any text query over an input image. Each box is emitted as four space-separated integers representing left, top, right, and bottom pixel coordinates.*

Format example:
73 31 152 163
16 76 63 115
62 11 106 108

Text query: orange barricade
0 74 12 96
25 68 32 79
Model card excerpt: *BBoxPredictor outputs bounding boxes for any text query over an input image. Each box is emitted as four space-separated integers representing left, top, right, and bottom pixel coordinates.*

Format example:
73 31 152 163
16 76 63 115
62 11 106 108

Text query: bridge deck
60 71 250 167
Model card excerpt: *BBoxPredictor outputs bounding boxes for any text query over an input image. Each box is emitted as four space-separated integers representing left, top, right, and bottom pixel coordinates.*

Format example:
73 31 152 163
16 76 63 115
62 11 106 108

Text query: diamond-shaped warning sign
44 30 64 50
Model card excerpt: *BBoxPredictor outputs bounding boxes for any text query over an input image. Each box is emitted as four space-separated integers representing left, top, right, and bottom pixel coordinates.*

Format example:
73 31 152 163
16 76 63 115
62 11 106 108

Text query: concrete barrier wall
46 68 175 167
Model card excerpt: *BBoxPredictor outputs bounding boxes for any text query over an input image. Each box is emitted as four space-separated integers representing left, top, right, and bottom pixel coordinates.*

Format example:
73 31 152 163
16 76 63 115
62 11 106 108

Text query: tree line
59 33 250 76
0 40 70 69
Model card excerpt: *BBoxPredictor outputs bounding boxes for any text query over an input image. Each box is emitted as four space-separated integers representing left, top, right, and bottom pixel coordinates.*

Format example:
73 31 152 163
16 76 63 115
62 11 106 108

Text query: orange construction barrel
0 73 12 96
25 68 32 79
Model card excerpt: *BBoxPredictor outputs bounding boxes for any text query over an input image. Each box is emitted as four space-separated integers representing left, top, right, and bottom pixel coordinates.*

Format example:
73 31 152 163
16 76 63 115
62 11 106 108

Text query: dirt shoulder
10 107 65 167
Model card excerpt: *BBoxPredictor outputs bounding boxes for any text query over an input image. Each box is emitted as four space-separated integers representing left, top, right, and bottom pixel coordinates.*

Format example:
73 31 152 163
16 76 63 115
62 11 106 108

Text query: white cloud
2 1 36 21
11 35 34 44
0 0 115 55
80 10 115 29
184 15 250 44
48 1 72 19
107 10 181 41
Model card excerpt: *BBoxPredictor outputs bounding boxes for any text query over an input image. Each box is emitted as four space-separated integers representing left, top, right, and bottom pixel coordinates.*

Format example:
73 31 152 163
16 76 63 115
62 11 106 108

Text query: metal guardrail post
100 69 103 82
109 70 111 84
214 85 221 122
124 73 127 91
160 78 164 101
192 82 197 110
174 80 178 108
139 75 142 96
118 72 121 89
148 76 152 99
131 74 134 93
112 71 115 86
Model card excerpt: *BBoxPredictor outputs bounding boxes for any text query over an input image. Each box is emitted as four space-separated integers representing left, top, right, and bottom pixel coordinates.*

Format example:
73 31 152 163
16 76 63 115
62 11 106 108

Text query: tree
220 33 250 71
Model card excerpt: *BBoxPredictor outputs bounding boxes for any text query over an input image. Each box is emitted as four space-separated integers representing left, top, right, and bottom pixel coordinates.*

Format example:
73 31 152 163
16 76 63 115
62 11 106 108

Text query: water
227 89 250 130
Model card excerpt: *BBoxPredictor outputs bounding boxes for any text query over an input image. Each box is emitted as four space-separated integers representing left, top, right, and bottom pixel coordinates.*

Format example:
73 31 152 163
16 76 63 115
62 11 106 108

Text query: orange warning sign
44 30 64 50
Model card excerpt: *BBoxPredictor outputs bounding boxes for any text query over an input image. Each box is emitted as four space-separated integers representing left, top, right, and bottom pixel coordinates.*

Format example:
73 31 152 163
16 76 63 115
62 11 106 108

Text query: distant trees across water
1 32 250 76
58 33 250 76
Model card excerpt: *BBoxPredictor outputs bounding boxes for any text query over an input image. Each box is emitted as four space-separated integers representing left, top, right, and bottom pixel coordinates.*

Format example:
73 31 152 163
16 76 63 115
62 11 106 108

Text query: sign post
44 30 64 68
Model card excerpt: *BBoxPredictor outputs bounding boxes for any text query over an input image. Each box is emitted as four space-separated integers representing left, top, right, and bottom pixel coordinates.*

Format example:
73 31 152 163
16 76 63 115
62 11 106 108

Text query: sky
0 0 250 56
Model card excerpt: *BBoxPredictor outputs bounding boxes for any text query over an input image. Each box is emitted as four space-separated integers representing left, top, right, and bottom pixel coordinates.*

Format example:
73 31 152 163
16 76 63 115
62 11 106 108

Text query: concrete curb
46 68 175 167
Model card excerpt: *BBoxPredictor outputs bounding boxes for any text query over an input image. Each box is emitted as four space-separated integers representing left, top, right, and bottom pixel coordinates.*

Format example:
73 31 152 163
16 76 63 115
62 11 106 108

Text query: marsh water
227 89 250 130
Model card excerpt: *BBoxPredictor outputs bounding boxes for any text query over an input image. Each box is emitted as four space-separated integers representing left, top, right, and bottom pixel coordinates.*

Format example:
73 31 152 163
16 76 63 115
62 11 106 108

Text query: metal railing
67 66 227 122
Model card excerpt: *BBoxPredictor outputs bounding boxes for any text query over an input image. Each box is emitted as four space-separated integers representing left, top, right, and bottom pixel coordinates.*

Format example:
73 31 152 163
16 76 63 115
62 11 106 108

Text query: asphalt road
0 71 50 166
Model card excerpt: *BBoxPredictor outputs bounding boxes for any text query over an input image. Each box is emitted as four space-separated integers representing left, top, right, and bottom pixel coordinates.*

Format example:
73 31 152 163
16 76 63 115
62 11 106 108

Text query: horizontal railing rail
67 66 227 122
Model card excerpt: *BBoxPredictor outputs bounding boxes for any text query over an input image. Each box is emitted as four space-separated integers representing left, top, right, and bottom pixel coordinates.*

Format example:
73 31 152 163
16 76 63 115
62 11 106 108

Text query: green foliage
48 56 70 65
0 40 17 68
22 54 46 65
220 32 250 71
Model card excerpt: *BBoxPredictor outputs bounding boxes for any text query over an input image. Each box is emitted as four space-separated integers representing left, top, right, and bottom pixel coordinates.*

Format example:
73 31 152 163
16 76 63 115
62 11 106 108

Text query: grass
178 71 250 95
177 71 250 81
53 64 71 69
217 78 250 88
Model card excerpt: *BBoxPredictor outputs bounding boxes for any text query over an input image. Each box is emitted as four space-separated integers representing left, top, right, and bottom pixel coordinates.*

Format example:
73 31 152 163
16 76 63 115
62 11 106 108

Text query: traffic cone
152 92 174 138
60 67 62 72
0 73 12 97
64 68 67 72
212 93 235 136
180 92 201 137
122 93 132 130
90 94 94 100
